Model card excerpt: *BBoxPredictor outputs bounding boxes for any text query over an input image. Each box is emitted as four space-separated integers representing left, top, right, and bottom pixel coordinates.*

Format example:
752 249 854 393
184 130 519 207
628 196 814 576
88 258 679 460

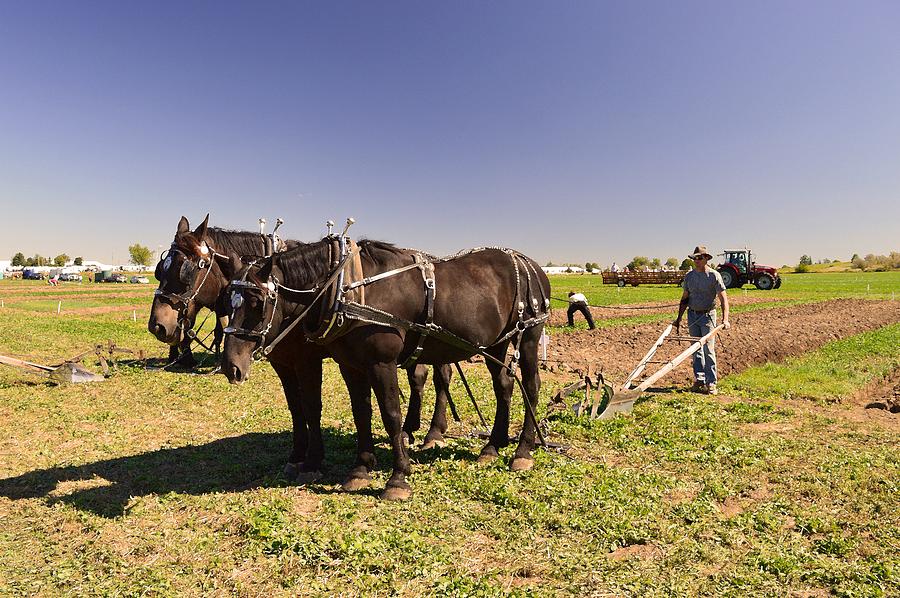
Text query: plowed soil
548 294 795 326
545 299 900 387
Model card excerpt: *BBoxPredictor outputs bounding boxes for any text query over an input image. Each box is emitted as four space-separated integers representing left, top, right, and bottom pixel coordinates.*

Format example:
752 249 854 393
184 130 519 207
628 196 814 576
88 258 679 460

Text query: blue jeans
688 310 717 384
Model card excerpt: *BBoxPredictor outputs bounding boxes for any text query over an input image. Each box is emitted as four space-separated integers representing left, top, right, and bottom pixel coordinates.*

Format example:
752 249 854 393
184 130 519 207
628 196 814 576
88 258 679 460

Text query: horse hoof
342 476 372 492
283 462 303 479
476 453 498 466
510 457 534 472
420 438 446 450
295 470 322 485
380 485 412 501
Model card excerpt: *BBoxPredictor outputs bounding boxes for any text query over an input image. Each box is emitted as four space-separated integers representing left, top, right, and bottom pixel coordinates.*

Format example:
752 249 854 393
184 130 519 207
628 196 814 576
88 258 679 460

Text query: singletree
128 244 153 266
799 255 813 266
11 252 25 267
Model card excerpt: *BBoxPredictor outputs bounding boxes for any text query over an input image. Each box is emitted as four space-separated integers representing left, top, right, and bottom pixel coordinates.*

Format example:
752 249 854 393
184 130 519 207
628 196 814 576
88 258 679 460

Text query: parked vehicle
717 249 781 290
23 269 45 280
602 270 686 287
106 273 128 283
130 276 149 284
58 273 82 282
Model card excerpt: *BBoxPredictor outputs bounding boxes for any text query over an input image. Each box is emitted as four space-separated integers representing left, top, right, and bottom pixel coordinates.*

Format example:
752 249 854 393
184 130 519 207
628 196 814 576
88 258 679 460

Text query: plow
550 323 725 419
0 341 143 384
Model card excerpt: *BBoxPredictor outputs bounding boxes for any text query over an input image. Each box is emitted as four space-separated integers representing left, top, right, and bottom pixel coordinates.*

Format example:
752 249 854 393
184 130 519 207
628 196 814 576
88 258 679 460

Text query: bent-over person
673 246 731 394
567 291 596 330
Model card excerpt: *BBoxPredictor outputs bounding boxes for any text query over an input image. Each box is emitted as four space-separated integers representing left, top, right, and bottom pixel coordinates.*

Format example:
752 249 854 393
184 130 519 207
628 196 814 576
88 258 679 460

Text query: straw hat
688 245 713 260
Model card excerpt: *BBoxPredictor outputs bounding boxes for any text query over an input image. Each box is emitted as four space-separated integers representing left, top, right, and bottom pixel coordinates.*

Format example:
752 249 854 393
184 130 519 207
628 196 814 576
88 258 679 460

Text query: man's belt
689 308 715 314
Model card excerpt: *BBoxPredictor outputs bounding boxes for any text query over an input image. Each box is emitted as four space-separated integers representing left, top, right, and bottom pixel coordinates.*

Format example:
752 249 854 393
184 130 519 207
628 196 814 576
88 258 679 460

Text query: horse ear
193 214 209 240
177 216 190 234
255 256 274 283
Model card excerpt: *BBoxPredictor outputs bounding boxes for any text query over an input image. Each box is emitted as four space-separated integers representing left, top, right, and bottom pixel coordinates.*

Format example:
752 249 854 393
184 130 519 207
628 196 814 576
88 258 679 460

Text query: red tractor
717 249 781 290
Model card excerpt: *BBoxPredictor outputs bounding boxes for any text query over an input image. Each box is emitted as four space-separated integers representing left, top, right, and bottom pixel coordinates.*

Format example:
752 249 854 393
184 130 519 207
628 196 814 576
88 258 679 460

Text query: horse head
221 255 284 384
148 214 228 344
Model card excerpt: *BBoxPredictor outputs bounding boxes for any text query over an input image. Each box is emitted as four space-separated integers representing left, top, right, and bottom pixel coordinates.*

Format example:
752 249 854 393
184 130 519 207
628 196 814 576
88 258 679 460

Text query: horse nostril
231 364 243 382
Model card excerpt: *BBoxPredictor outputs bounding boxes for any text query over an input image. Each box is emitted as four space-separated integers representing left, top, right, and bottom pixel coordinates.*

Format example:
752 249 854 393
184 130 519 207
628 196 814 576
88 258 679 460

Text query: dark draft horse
148 216 453 480
222 238 550 500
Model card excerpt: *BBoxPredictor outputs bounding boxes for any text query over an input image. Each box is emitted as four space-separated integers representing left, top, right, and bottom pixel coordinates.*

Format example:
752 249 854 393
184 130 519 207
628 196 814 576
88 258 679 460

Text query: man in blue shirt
673 246 731 394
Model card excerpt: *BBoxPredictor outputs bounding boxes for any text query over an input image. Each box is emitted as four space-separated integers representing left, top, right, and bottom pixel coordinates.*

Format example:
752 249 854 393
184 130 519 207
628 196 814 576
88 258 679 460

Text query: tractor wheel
774 277 782 289
719 268 736 289
617 279 626 287
755 273 775 290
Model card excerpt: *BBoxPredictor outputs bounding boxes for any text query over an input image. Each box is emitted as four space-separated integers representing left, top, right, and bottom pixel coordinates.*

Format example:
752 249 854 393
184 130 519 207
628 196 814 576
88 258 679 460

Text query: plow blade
595 388 642 420
0 355 105 384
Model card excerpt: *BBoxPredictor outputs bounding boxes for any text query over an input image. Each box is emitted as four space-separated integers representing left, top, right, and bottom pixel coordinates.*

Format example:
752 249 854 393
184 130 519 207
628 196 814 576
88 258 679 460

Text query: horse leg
340 365 377 492
478 342 513 464
176 315 198 367
367 362 412 501
511 328 543 472
421 364 452 450
295 358 324 483
271 361 308 481
401 365 427 446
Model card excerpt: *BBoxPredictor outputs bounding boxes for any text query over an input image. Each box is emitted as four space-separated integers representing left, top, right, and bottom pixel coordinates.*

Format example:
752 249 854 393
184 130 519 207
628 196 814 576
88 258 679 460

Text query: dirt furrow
545 298 900 387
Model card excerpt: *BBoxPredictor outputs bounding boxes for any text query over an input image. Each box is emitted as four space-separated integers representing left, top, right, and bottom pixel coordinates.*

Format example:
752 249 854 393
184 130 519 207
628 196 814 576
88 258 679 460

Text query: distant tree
565 266 573 273
53 254 69 267
665 257 679 269
851 253 860 262
680 258 694 270
129 244 153 266
795 263 810 273
627 256 650 271
799 255 813 266
11 252 25 267
74 256 83 266
649 258 662 270
29 254 47 267
545 261 555 267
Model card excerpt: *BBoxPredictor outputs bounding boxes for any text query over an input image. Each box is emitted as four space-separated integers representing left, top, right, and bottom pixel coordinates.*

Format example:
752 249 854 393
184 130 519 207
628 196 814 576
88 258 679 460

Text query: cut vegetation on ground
0 273 898 595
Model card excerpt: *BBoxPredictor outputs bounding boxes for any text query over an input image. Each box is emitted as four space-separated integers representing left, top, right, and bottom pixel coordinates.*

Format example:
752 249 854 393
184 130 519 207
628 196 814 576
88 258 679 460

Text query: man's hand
673 318 681 331
723 319 731 330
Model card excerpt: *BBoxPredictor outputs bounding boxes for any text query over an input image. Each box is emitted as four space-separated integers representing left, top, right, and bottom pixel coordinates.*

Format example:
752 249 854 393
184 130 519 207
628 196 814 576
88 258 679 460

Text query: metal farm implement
0 341 141 384
551 323 725 419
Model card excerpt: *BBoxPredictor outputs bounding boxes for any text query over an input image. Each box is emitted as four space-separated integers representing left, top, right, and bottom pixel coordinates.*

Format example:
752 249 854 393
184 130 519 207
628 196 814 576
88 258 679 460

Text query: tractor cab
722 249 751 275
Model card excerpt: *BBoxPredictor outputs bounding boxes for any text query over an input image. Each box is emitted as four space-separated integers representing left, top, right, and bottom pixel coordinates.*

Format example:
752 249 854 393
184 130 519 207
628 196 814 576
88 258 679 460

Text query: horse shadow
0 429 352 517
0 427 486 517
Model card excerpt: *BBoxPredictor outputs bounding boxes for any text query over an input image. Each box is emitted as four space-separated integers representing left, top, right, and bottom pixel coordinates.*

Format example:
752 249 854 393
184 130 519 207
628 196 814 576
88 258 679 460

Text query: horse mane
175 227 300 258
272 239 332 289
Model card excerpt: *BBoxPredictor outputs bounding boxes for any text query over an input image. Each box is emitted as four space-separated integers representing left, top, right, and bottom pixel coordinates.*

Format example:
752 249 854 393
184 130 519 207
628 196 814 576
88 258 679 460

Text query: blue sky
1 1 898 267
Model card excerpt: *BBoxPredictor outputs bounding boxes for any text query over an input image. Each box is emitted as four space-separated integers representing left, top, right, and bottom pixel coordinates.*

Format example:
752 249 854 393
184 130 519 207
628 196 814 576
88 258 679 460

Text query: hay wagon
601 270 686 287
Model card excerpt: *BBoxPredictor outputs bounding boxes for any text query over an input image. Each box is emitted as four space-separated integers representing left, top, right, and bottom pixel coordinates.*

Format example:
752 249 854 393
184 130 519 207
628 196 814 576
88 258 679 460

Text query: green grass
0 274 898 595
721 323 900 402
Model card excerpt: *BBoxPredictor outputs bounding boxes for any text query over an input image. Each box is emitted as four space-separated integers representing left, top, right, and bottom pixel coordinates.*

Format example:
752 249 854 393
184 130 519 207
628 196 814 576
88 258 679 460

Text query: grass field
0 273 898 595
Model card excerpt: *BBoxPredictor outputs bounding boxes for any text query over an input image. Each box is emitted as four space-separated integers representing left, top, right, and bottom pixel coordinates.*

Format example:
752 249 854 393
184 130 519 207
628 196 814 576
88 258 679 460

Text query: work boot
706 384 718 395
690 380 705 393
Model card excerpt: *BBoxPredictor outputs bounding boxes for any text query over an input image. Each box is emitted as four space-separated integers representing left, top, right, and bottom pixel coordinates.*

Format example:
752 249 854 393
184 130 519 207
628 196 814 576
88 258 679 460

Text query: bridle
222 269 282 358
153 241 227 332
